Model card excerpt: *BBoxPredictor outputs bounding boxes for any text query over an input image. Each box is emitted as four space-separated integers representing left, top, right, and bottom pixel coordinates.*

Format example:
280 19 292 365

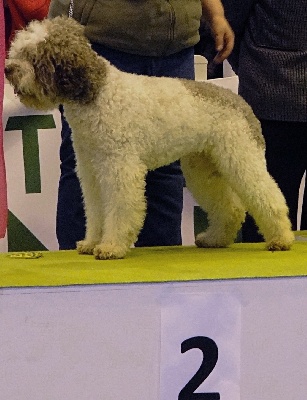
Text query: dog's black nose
4 60 17 77
4 64 13 77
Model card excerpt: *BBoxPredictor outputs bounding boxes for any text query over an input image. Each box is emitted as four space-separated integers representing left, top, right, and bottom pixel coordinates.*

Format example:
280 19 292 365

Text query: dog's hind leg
181 153 246 248
209 135 294 250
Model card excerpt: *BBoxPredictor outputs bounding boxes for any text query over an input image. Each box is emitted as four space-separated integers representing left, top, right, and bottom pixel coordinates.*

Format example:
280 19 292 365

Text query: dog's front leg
76 164 104 255
93 160 148 260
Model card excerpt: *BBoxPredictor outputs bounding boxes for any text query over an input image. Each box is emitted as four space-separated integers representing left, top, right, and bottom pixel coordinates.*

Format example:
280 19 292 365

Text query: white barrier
1 276 307 400
1 83 61 252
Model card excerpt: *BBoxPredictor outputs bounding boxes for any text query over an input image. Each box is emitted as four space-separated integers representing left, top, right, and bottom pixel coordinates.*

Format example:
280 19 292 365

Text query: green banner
6 115 56 194
7 210 48 252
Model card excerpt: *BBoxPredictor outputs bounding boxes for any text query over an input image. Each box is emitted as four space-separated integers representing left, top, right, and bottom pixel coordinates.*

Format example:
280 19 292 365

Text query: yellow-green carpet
1 236 307 288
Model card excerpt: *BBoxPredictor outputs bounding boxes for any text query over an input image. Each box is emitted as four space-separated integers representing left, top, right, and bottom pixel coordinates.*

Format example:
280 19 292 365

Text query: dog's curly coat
5 16 294 259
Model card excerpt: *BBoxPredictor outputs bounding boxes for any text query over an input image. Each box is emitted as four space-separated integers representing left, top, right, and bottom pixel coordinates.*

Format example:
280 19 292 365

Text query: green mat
1 238 307 288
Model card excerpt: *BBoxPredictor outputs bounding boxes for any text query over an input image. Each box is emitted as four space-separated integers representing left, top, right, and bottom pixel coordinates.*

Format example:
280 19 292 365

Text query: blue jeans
57 45 195 249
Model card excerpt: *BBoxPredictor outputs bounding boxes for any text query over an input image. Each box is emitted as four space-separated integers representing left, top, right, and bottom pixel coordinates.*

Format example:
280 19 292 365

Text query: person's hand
209 15 234 63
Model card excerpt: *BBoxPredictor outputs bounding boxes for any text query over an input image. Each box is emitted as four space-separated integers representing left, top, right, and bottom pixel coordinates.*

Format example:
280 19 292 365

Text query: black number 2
178 336 220 400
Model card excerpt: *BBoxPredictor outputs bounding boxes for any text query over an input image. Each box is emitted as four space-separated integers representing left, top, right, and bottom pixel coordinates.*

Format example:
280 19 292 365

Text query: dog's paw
195 232 229 248
93 243 128 260
266 242 290 251
266 238 294 251
266 231 295 251
77 240 97 255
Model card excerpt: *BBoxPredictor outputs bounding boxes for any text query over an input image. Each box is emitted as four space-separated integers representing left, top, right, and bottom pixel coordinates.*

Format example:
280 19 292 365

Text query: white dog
5 17 294 259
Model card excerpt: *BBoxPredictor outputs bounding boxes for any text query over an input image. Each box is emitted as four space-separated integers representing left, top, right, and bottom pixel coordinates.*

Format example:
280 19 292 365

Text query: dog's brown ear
53 62 94 103
32 16 103 104
33 53 95 103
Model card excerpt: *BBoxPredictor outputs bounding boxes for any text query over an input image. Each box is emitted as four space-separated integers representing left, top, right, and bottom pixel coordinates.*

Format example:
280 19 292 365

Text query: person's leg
242 120 306 242
56 105 86 249
135 161 184 246
300 184 307 230
135 48 195 246
297 122 307 230
264 121 307 229
241 213 263 243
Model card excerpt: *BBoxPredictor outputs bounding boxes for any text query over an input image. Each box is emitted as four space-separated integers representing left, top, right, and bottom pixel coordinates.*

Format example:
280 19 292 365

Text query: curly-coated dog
5 16 294 259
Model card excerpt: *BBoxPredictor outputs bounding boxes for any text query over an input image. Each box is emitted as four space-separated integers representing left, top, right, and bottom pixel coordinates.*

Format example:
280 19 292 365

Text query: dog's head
5 16 106 110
